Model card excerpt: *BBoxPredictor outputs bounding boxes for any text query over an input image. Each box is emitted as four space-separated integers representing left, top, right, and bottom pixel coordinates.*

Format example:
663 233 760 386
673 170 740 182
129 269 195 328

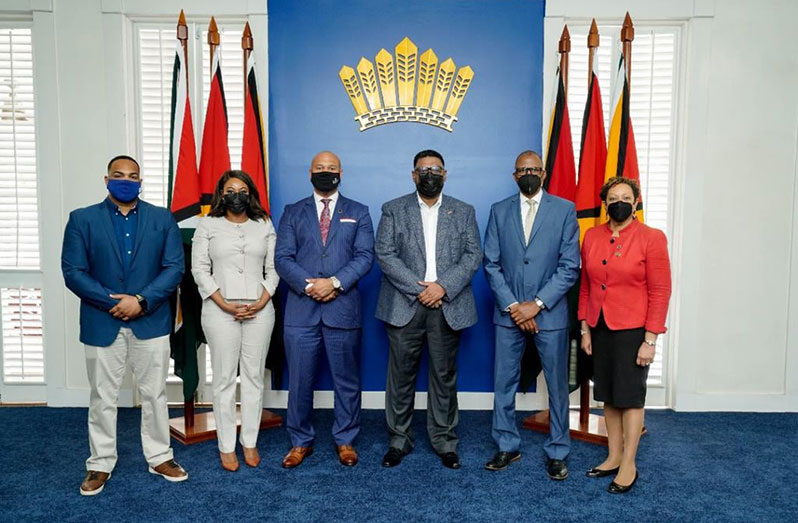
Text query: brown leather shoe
281 447 313 469
149 459 189 482
220 451 239 472
80 470 111 496
337 445 358 467
242 447 260 468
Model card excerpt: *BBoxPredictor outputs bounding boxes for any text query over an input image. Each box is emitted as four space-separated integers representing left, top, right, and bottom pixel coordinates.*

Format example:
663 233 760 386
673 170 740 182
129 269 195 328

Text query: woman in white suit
192 170 279 471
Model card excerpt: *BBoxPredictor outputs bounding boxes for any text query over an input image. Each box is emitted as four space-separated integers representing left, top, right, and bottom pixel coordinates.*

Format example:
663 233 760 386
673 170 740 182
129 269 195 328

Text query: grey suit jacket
375 192 482 330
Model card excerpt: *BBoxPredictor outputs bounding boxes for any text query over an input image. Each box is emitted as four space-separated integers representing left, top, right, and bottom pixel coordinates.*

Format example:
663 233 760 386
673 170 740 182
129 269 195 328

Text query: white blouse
191 216 280 301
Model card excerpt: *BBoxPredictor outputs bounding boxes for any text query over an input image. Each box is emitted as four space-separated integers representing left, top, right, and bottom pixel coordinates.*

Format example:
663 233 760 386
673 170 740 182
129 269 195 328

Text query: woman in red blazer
578 177 671 494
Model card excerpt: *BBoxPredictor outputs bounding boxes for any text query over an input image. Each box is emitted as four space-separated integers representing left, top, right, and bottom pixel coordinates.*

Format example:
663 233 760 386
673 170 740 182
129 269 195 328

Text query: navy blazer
61 199 184 346
274 194 374 329
483 191 580 330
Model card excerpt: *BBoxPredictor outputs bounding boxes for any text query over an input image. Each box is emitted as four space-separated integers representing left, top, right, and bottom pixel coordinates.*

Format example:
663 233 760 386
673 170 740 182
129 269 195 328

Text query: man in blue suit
275 151 374 468
61 155 187 496
483 151 580 480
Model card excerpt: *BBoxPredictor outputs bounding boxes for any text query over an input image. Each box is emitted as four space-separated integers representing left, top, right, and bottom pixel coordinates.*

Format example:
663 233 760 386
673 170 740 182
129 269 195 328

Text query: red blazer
578 219 671 333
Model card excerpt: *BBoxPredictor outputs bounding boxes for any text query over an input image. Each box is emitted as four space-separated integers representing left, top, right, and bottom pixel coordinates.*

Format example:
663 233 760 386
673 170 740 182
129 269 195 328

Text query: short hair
515 150 543 164
107 155 140 174
599 176 640 202
207 170 270 221
413 149 444 168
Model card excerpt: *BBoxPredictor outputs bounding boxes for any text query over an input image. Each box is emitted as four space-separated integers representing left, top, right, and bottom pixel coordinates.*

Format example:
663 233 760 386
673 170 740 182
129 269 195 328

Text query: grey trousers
385 306 461 454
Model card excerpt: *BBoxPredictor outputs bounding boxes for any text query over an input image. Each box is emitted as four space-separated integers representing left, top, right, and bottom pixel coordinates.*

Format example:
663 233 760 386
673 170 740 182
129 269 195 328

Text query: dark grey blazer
375 192 482 330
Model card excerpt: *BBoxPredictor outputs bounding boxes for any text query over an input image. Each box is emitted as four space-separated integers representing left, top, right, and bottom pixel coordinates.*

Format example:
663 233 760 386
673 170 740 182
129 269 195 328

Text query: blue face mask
107 179 141 203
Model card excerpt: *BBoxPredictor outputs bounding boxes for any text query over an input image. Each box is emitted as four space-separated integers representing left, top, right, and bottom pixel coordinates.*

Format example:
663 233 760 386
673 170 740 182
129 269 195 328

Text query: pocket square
339 218 357 223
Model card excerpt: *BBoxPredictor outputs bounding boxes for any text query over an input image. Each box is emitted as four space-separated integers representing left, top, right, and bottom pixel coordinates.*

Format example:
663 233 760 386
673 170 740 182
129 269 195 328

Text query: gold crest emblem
339 37 474 132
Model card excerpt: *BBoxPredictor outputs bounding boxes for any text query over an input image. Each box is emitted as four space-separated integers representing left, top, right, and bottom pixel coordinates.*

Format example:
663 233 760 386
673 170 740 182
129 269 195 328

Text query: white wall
2 0 796 411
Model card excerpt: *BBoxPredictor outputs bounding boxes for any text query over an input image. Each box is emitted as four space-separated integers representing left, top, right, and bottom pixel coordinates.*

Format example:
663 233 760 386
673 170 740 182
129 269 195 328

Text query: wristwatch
534 297 545 310
645 339 656 347
330 276 342 291
135 294 148 313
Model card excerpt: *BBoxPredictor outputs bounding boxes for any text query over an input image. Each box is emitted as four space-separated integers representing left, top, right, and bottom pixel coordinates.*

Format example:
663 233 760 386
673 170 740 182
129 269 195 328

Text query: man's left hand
509 301 541 325
418 282 446 308
305 278 337 301
109 294 143 321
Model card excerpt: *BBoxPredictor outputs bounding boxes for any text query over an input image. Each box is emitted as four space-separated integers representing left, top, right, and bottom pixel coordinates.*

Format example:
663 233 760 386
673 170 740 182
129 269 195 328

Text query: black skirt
591 312 649 408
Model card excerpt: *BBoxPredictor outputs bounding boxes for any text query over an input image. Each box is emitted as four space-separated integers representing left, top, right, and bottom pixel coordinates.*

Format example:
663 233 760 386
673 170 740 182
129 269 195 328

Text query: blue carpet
1 407 796 522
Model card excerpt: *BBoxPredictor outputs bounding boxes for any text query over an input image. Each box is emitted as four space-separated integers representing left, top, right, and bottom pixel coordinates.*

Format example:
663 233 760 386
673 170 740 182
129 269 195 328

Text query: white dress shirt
520 189 543 241
313 190 339 220
418 192 442 282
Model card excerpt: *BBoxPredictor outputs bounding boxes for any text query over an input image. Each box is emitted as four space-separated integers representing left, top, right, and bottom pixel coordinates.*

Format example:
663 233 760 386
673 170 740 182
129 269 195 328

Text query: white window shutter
0 28 39 270
2 287 44 383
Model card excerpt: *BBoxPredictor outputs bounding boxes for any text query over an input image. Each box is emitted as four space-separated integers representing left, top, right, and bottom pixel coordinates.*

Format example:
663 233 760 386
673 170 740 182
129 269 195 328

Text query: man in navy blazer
61 155 187 496
483 151 580 480
274 151 374 468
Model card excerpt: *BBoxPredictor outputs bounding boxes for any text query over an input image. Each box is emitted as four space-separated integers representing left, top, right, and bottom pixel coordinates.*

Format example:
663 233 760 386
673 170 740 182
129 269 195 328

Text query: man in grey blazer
375 149 482 469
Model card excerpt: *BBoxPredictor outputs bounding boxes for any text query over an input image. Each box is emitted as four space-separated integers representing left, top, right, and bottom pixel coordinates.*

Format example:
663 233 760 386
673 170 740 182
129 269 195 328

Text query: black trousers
384 306 461 454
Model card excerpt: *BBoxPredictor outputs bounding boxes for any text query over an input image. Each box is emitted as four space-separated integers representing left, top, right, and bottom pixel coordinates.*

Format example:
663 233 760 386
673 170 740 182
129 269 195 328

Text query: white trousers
202 299 275 453
84 328 173 472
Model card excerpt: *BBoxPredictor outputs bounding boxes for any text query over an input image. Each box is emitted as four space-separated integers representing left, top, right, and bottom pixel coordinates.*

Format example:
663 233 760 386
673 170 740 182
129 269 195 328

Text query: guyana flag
242 52 270 214
542 66 576 201
198 49 230 213
575 59 607 243
241 44 285 386
167 40 203 402
603 52 644 222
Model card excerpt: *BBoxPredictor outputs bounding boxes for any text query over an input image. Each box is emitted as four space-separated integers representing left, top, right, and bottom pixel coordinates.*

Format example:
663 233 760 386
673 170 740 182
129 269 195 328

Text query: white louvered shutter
0 28 38 269
564 25 679 386
2 287 43 383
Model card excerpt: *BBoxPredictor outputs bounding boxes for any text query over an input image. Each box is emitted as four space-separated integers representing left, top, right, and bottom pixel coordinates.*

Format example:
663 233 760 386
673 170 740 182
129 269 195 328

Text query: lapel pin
338 209 343 213
447 210 453 215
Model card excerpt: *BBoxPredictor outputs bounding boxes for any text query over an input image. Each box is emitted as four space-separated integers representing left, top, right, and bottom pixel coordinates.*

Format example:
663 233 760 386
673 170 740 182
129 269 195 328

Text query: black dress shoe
608 470 638 494
439 452 461 469
586 466 620 478
381 447 406 468
485 451 521 471
547 459 569 480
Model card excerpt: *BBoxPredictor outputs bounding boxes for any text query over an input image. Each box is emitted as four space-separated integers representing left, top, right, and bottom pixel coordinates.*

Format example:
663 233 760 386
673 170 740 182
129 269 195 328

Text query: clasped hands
214 290 271 321
417 281 445 309
109 294 142 322
305 278 339 302
508 301 542 333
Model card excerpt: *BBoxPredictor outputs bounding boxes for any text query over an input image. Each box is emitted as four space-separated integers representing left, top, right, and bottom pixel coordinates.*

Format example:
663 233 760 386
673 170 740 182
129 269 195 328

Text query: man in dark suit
376 149 482 469
274 151 374 468
483 150 580 480
61 155 187 496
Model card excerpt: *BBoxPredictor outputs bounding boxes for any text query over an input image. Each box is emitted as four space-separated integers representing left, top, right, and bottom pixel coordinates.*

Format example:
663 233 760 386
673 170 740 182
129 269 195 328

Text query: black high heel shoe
608 470 638 494
586 466 620 478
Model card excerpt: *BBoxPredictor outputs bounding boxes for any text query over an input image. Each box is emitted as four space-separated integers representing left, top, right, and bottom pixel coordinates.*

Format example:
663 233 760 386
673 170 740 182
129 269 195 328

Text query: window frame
0 18 47 399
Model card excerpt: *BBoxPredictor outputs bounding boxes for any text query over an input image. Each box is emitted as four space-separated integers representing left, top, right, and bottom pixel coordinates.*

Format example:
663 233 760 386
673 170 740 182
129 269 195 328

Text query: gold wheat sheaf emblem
339 37 474 132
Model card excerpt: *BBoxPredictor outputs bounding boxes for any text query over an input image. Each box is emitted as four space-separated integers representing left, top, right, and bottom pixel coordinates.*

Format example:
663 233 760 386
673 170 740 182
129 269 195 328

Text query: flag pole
208 17 219 66
242 22 253 85
559 25 570 97
577 18 601 428
621 12 634 91
176 10 196 430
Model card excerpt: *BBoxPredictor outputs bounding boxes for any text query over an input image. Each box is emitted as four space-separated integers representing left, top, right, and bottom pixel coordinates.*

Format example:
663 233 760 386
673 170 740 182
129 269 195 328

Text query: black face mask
517 174 542 196
607 201 634 222
311 171 340 193
416 173 444 198
223 192 250 215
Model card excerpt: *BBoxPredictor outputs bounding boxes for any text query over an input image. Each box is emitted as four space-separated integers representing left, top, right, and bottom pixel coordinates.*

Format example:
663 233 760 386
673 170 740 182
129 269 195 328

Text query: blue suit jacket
483 191 580 330
61 199 185 346
274 194 374 329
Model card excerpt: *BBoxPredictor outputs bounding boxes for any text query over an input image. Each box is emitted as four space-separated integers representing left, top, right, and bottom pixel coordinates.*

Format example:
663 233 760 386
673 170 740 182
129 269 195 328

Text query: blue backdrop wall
268 0 545 392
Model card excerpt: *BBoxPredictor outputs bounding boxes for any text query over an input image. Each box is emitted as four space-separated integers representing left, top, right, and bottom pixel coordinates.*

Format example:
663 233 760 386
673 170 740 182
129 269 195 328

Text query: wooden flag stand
523 15 645 447
167 12 282 445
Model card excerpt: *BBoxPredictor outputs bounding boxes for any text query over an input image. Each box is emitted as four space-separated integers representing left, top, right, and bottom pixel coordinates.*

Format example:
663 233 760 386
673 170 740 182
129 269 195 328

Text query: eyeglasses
414 166 446 176
514 167 544 176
